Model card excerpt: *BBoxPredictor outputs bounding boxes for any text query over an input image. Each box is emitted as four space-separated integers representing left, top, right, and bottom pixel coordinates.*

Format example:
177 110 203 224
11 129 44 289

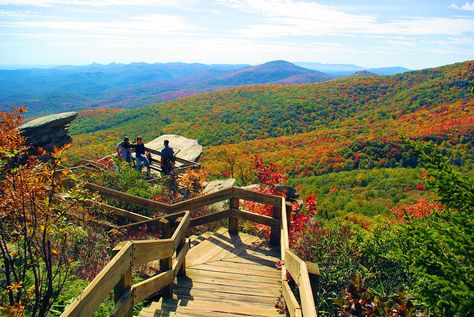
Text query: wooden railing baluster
159 218 173 299
229 195 239 233
61 186 318 317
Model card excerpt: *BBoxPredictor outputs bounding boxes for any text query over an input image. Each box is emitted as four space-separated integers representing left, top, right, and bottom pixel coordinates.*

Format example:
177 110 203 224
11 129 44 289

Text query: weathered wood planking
140 228 282 317
84 183 170 212
233 187 282 206
283 280 302 317
61 242 133 317
232 208 279 226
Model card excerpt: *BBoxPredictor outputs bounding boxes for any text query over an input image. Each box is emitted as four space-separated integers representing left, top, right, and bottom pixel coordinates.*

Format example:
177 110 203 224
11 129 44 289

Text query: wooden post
176 238 187 277
229 196 239 234
160 218 173 298
286 201 291 233
305 261 320 305
174 216 187 277
270 204 281 246
112 244 133 316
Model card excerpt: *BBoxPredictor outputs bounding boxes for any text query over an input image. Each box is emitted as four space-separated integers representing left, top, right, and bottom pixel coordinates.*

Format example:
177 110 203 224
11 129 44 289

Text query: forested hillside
67 60 473 176
0 60 336 116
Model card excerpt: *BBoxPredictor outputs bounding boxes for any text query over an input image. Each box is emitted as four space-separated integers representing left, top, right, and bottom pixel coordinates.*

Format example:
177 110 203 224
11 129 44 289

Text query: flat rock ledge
145 134 203 163
19 112 77 151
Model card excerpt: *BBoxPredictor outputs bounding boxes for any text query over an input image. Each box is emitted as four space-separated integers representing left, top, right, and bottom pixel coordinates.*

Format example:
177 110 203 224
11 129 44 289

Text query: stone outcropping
145 134 203 162
19 112 77 152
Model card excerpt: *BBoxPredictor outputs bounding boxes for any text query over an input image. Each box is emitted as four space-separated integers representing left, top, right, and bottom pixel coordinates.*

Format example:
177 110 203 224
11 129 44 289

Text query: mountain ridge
1 60 410 116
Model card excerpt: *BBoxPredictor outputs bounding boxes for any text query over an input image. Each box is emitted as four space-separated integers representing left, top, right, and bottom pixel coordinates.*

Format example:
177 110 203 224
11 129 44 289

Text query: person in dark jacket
160 140 175 175
135 136 151 177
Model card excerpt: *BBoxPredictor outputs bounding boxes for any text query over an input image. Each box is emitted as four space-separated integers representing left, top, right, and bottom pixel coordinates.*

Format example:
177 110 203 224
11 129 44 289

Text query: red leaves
252 156 287 187
391 198 444 222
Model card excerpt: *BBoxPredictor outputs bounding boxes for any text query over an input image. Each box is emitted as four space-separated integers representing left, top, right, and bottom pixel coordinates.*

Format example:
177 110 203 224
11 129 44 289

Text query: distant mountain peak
353 70 378 76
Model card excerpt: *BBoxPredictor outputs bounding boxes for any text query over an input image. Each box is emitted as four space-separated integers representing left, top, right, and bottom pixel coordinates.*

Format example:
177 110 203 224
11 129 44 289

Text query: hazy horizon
1 59 472 71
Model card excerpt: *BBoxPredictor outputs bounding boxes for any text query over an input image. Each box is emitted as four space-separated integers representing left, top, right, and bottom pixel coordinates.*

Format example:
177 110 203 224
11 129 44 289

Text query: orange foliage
391 198 444 222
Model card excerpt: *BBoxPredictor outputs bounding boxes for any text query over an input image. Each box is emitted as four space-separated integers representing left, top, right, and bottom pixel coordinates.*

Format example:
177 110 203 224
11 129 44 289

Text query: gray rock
202 178 235 211
202 178 236 195
145 134 203 163
19 112 77 151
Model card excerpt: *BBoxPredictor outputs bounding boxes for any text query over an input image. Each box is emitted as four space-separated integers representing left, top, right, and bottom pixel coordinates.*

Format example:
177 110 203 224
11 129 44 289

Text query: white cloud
0 0 181 6
450 2 474 11
217 0 474 37
0 14 199 34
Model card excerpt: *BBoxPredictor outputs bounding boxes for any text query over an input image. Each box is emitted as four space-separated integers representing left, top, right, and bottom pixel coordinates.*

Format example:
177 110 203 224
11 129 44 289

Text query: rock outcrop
145 134 203 162
19 112 77 152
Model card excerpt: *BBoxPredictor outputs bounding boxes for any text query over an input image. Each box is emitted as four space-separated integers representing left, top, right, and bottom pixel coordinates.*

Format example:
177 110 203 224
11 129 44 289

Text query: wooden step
141 298 281 317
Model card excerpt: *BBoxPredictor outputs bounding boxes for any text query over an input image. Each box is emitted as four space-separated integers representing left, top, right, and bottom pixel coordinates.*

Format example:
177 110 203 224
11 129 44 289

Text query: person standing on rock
116 136 134 166
135 136 151 177
160 140 175 175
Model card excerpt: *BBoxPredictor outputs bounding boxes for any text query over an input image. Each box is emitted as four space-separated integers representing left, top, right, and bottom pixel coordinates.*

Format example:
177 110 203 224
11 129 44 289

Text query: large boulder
19 112 77 152
145 134 202 162
202 178 236 211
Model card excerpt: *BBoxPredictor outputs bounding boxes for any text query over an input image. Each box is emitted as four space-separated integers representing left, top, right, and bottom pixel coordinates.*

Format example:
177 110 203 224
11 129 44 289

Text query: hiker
116 136 134 166
135 136 151 177
160 140 175 175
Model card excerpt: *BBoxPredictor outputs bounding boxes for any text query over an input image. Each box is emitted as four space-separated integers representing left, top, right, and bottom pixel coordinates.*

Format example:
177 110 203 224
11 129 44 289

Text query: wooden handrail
61 212 191 317
61 241 133 317
144 147 200 167
280 197 318 317
63 185 319 317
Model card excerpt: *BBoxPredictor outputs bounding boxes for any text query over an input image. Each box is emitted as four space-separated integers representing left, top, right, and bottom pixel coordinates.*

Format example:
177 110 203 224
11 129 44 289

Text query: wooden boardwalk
61 186 318 317
139 228 282 317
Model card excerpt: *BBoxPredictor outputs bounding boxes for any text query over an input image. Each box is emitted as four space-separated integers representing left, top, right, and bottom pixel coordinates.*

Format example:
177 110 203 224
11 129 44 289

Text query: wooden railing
62 184 319 316
144 147 199 174
280 199 319 317
61 211 190 317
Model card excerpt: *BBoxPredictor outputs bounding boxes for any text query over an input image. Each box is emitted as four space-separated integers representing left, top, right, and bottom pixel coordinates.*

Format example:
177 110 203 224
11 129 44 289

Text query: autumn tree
0 108 87 316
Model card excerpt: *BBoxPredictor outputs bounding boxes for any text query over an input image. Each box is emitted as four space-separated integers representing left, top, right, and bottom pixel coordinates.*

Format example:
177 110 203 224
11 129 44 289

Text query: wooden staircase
61 186 319 317
139 228 281 317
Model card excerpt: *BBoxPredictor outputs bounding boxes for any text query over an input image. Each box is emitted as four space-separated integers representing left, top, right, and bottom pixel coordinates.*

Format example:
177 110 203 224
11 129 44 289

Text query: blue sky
0 0 473 69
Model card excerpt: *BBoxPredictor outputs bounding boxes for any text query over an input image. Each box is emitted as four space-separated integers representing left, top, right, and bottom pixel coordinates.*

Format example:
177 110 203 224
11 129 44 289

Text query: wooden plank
153 298 280 317
189 263 279 279
86 200 151 222
299 264 318 317
190 209 232 227
160 220 173 299
175 280 280 297
172 238 190 276
285 250 303 285
132 239 174 266
117 210 186 231
169 188 232 212
270 205 281 246
144 147 199 167
305 261 320 276
282 281 302 317
195 260 279 275
305 261 320 307
228 197 239 233
180 274 280 292
109 288 134 317
133 270 174 302
113 246 132 312
231 209 279 226
84 183 171 213
171 212 191 249
232 187 281 207
172 287 277 305
61 242 133 317
285 250 317 317
281 198 290 279
186 268 280 285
